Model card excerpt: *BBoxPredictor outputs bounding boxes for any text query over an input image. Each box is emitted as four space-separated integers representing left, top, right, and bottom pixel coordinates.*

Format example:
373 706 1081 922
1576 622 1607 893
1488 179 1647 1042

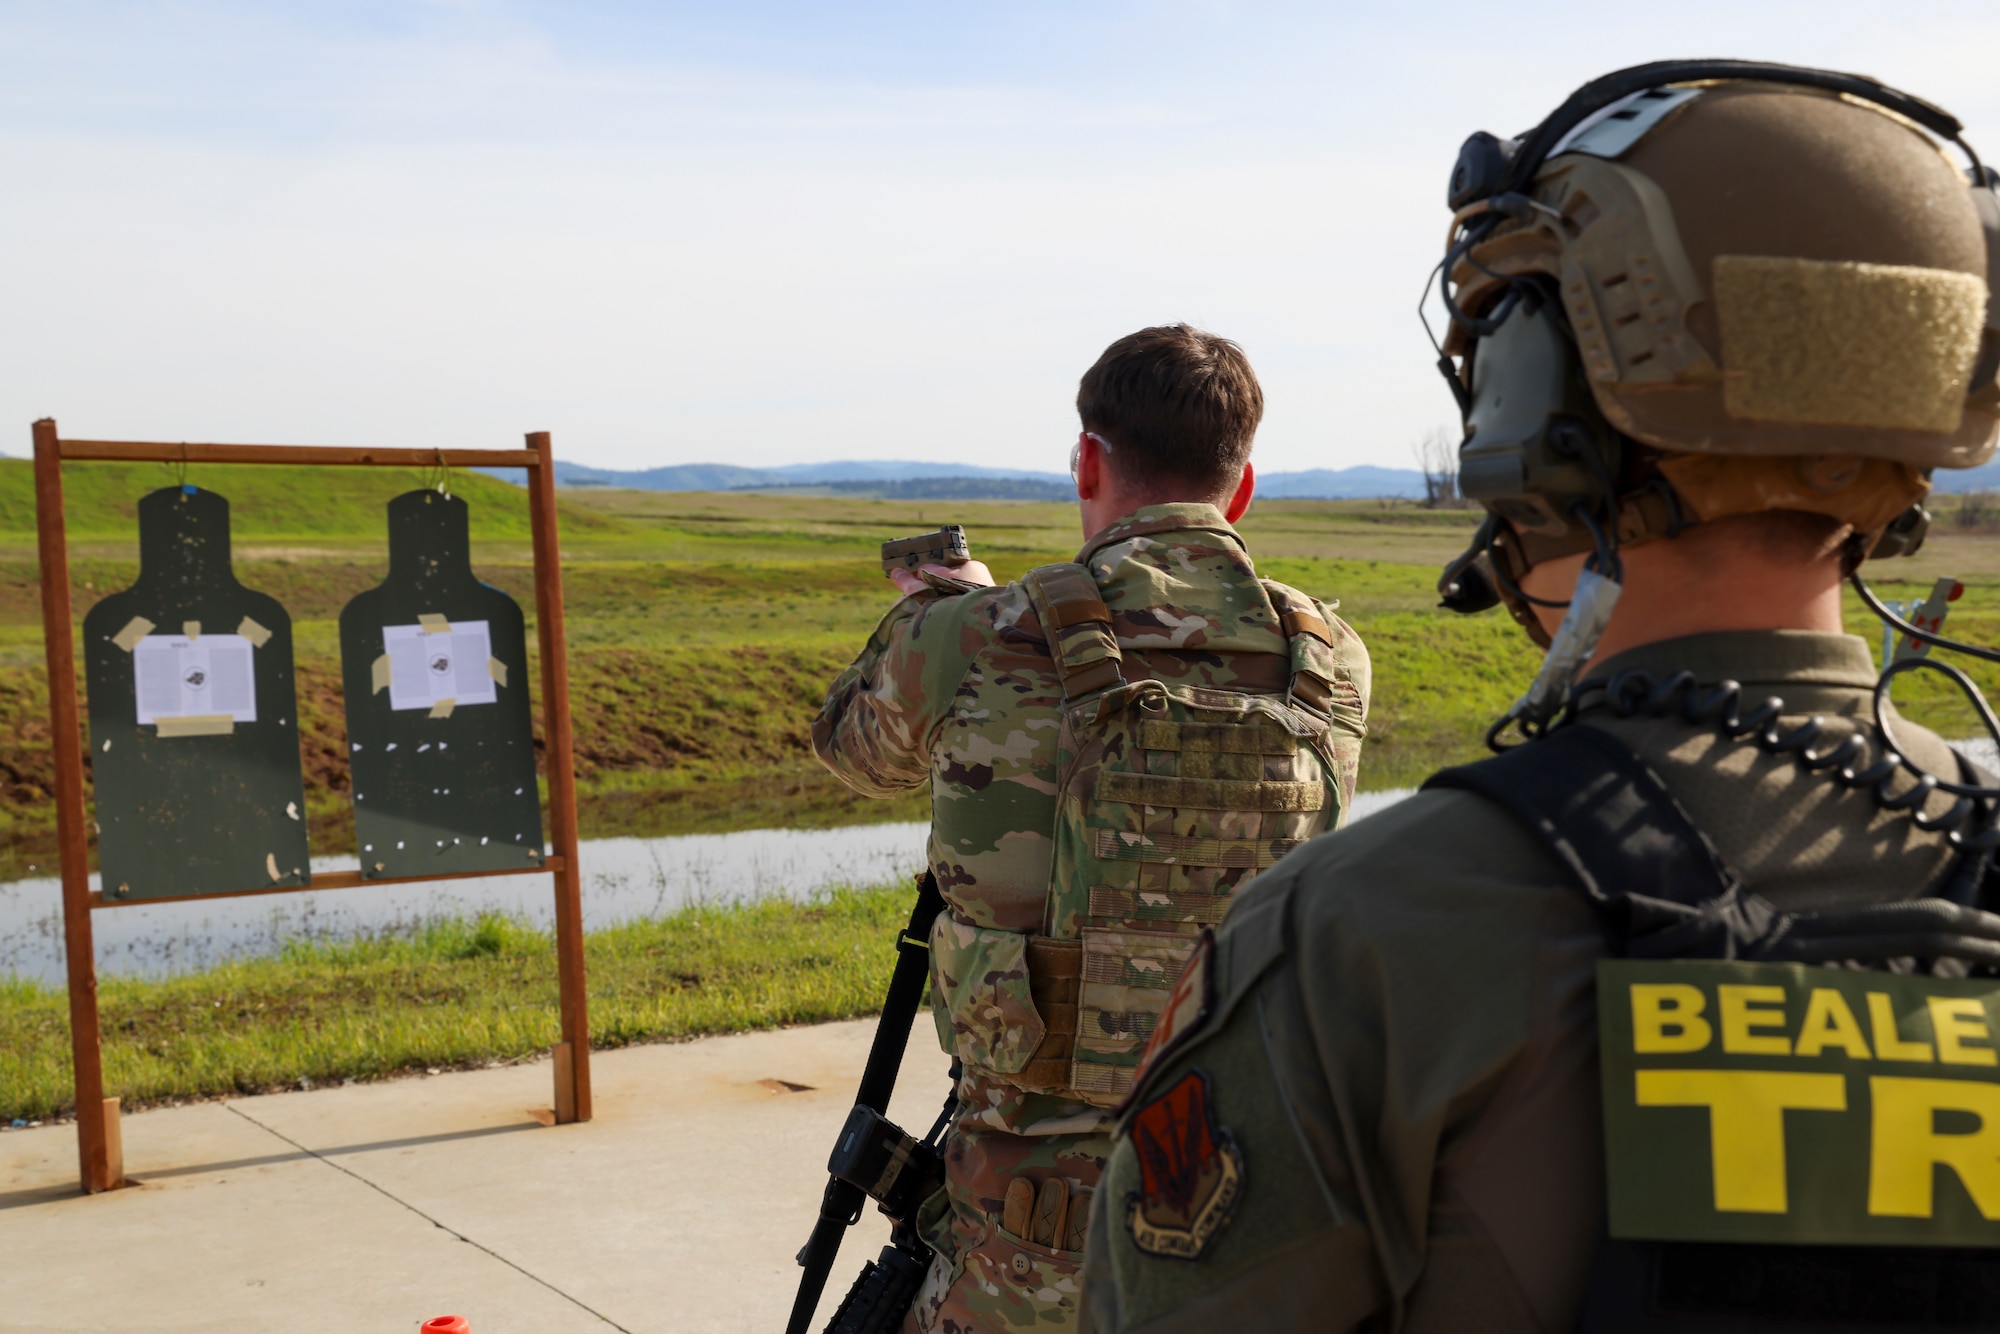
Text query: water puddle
0 789 1414 985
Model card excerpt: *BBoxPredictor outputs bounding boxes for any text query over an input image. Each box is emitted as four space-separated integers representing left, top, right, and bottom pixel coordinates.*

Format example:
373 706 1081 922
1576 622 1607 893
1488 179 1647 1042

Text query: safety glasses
1069 432 1113 483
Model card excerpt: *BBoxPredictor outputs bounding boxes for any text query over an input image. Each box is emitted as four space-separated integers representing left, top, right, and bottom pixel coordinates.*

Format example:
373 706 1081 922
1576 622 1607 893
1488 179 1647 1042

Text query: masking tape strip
265 852 282 883
237 617 272 648
418 613 451 634
156 715 234 737
111 617 155 653
429 698 456 719
182 621 200 641
371 654 391 694
488 657 508 688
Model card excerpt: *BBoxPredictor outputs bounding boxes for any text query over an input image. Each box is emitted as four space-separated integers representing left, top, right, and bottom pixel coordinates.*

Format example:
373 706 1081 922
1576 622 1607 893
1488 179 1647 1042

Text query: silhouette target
339 489 543 878
82 486 311 900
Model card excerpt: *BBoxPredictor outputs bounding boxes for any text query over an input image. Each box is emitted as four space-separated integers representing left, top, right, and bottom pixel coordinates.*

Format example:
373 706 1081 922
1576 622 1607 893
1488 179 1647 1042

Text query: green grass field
6 459 2000 1118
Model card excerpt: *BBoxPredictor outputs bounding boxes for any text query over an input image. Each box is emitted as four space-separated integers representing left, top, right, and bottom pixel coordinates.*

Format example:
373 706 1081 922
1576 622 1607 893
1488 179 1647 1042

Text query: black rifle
788 871 955 1334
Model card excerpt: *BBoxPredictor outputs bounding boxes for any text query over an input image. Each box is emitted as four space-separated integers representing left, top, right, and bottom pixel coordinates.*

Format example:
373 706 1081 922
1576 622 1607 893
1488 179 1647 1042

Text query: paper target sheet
384 620 497 711
133 634 258 724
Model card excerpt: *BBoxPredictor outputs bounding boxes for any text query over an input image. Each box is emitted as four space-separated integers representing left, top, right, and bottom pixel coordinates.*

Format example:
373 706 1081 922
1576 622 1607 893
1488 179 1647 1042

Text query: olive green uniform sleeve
1080 790 1587 1334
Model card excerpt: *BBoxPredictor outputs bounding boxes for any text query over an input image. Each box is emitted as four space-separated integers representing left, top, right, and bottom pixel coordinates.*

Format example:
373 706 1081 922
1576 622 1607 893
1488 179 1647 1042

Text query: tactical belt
1426 725 2000 1332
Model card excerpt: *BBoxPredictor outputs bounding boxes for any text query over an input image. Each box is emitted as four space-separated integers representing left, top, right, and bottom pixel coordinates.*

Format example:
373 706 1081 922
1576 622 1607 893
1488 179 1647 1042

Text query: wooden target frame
31 419 592 1194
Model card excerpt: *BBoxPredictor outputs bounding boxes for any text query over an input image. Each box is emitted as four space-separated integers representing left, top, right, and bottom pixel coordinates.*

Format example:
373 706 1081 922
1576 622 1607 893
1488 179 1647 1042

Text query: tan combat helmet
1432 61 2000 638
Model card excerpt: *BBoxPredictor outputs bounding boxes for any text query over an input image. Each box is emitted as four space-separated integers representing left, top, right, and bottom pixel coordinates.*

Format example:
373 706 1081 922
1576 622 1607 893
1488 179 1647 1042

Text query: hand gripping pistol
880 526 983 595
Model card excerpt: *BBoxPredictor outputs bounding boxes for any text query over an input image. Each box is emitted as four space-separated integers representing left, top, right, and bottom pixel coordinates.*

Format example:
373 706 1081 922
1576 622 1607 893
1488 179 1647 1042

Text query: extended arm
814 580 991 797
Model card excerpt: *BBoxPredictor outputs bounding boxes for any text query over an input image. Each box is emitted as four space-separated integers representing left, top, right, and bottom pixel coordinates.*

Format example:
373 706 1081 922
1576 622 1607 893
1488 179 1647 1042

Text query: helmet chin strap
1491 564 1623 748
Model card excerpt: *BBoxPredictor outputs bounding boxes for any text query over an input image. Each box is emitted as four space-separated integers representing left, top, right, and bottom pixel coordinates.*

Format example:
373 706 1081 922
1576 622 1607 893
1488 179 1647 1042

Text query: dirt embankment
0 643 859 866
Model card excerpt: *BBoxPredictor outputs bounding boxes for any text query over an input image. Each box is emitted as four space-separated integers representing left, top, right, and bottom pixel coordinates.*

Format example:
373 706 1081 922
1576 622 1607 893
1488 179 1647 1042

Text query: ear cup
1459 290 1623 543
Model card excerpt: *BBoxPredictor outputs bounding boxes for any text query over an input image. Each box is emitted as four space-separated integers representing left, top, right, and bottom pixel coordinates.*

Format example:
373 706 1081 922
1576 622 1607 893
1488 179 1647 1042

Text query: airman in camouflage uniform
814 326 1371 1333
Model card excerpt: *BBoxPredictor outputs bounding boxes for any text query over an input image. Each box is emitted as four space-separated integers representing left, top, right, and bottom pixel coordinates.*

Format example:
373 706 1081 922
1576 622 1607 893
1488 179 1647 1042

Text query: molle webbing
1074 932 1181 1099
1017 929 1198 1103
1135 719 1298 753
1020 937 1081 1090
1088 887 1231 925
1094 829 1303 869
1022 564 1123 701
1096 772 1327 813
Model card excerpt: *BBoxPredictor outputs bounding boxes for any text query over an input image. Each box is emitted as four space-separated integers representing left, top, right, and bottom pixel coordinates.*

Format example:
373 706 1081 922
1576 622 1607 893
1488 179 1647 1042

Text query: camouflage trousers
905 1076 1113 1334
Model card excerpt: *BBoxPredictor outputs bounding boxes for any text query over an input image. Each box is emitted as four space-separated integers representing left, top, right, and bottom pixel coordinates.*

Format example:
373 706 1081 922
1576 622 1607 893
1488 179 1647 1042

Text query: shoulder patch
1125 1069 1244 1261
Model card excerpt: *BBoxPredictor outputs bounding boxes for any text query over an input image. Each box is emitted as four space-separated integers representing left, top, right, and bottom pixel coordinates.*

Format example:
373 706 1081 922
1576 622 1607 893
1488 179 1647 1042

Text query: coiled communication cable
1555 571 2000 853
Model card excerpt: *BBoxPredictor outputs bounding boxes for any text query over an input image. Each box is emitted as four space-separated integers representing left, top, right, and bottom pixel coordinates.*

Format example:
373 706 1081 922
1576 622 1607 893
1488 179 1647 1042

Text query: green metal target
81 486 311 901
339 489 544 878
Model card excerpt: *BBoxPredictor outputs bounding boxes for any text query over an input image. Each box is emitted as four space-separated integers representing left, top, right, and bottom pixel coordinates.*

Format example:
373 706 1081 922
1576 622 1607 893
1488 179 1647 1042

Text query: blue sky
4 2 1996 473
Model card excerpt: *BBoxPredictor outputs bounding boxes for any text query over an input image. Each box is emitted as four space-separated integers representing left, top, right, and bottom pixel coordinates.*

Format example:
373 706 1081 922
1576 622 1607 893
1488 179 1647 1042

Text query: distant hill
1256 467 1426 499
739 476 1075 501
1934 463 2000 493
504 459 1073 492
479 458 1428 500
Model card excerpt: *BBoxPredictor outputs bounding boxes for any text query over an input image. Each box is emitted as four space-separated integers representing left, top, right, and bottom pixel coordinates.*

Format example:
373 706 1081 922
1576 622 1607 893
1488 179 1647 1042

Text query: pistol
880 526 970 572
881 526 981 594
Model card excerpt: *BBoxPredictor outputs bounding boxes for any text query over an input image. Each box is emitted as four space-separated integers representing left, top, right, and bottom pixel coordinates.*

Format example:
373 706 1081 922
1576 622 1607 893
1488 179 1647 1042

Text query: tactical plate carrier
1004 562 1350 1105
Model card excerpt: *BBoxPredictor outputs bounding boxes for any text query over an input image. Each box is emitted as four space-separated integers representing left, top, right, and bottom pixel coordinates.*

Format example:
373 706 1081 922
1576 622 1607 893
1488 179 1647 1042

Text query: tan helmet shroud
1449 82 2000 544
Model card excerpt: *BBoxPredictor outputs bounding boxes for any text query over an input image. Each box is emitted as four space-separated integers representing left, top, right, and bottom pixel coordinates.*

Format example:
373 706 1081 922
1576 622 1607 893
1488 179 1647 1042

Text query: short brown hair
1076 324 1263 493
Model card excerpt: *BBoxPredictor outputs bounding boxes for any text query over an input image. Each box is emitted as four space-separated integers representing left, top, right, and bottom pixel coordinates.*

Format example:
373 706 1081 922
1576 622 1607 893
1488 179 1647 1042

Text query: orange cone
422 1319 469 1333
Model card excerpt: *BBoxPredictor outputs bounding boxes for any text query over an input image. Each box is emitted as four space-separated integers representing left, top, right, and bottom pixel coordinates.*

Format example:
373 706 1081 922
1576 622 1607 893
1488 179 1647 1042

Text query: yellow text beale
1629 983 1996 1066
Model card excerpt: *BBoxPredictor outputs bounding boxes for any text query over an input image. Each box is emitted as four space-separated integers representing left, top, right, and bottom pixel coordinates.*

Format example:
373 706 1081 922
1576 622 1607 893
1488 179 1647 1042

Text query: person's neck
1072 452 1252 538
1521 520 1848 674
1583 544 1844 674
1079 493 1198 540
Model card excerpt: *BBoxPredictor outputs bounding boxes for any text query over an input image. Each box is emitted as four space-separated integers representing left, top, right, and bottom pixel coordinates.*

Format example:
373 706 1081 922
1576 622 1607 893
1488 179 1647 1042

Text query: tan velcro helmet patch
1715 256 1989 434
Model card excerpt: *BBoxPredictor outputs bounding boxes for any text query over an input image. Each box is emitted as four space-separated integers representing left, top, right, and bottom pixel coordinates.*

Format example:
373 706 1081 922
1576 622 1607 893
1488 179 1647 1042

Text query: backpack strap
1022 564 1124 701
1423 724 1759 958
1424 724 2000 966
1259 580 1340 715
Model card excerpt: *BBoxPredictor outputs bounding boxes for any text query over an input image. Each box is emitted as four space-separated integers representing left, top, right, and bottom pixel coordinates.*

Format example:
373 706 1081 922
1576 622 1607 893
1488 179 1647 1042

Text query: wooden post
33 419 121 1193
552 1043 577 1125
525 431 591 1123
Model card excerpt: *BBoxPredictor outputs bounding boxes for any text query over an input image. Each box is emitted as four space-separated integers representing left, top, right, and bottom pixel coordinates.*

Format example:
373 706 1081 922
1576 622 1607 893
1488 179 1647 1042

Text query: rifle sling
787 871 949 1334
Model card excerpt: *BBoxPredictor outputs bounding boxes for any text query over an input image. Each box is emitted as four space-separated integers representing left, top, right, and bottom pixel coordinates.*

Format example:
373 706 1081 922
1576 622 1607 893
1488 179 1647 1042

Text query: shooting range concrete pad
0 1020 954 1333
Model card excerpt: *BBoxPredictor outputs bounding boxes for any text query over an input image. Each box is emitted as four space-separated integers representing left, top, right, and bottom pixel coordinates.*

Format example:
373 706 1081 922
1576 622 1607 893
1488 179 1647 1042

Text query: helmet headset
1428 60 2000 630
